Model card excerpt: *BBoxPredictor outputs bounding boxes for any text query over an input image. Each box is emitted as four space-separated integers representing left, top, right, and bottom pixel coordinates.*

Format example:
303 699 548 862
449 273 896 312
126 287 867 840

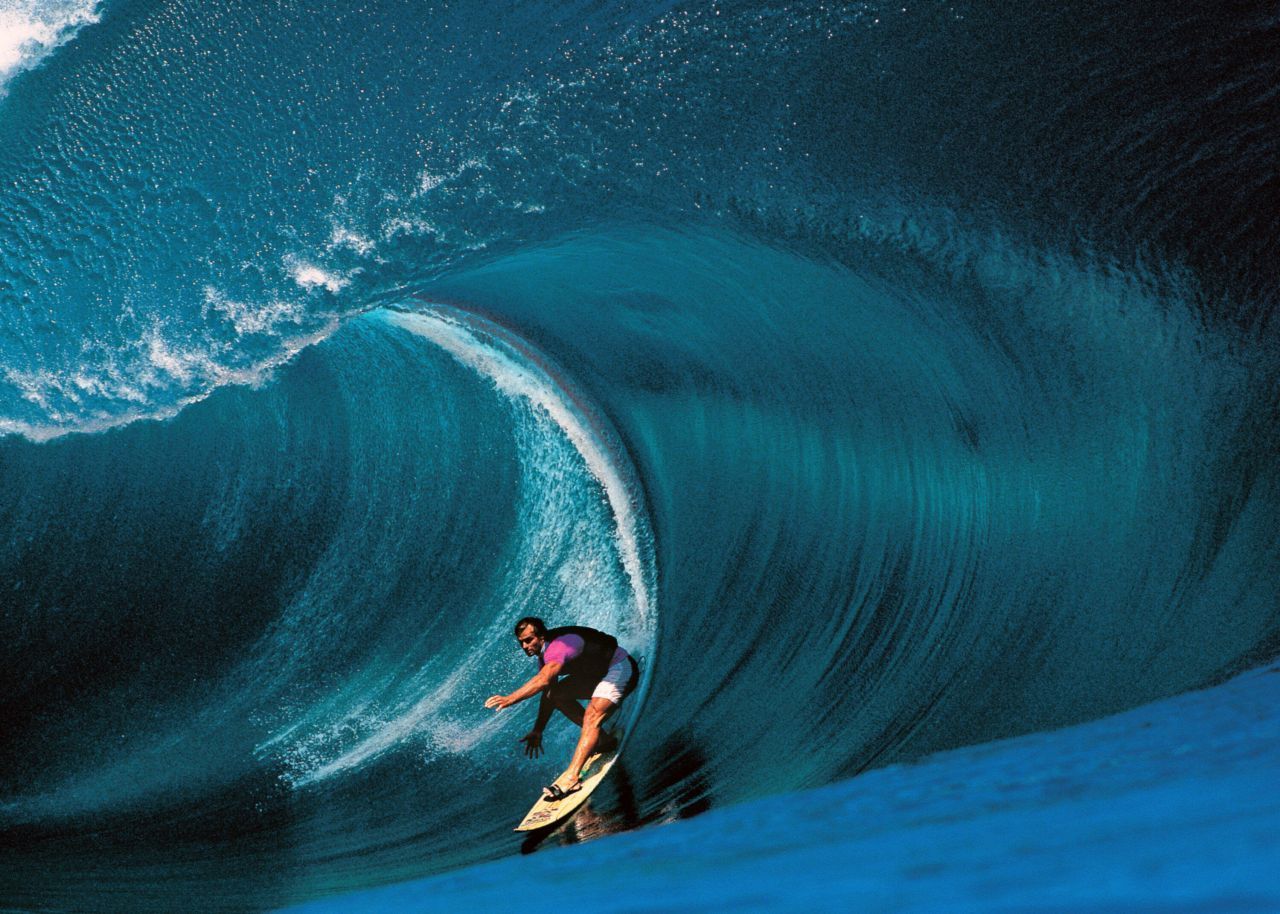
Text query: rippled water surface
2 1 1278 910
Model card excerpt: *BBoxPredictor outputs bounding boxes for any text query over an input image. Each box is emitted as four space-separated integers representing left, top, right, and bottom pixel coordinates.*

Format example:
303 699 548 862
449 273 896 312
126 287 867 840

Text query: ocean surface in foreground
284 662 1280 912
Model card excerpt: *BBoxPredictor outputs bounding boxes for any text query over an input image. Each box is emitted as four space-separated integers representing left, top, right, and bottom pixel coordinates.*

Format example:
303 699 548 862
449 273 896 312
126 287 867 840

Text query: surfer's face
516 625 544 657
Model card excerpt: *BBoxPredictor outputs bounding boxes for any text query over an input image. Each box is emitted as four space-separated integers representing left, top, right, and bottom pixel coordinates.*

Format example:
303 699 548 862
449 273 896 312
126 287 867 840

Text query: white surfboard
514 732 623 832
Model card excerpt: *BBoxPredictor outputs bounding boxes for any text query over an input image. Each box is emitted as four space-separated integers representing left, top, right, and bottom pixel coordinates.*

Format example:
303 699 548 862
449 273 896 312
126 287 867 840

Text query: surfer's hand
485 694 512 710
519 731 543 758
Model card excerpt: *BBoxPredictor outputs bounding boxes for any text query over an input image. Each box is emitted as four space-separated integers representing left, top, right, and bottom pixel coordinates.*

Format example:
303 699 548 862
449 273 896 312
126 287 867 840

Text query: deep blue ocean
2 1 1278 911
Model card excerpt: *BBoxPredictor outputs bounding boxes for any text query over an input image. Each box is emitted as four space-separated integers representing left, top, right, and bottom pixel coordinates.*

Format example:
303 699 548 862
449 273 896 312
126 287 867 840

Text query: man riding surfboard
485 616 639 800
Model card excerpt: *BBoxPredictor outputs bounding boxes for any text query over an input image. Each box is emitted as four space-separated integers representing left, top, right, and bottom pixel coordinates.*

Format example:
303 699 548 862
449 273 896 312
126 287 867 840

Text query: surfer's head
514 617 548 657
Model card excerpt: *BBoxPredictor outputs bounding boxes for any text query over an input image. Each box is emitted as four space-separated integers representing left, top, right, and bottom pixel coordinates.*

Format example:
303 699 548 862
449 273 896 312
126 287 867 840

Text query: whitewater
2 1 1278 911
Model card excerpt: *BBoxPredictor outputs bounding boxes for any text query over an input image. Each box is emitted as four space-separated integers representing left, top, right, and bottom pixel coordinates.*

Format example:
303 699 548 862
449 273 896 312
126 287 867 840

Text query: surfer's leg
581 658 629 755
546 680 589 726
557 696 617 790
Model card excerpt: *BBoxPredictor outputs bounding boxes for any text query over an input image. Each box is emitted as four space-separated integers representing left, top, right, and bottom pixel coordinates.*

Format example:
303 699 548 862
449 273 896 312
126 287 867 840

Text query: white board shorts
591 656 633 704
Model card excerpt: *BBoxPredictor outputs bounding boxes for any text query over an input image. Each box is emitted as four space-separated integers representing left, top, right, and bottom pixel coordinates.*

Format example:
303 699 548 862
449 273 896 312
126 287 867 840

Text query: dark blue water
283 660 1280 913
2 1 1278 911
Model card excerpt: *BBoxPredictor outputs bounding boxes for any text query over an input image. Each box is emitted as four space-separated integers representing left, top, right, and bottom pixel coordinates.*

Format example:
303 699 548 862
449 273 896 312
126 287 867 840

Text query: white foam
143 329 221 387
413 157 484 197
286 258 351 294
418 172 446 194
0 0 100 93
327 225 375 256
385 307 655 625
0 318 341 442
287 667 501 787
204 285 307 336
3 366 57 411
382 214 440 240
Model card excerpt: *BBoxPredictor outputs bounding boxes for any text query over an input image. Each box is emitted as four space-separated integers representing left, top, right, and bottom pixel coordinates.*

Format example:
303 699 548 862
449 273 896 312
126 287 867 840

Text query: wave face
3 0 1279 910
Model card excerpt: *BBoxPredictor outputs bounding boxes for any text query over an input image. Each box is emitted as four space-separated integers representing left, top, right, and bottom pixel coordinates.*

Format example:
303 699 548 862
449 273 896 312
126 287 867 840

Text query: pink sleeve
543 634 585 665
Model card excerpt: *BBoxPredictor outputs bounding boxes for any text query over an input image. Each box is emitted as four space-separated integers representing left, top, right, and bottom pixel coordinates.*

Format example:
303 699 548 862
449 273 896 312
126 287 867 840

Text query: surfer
485 616 639 800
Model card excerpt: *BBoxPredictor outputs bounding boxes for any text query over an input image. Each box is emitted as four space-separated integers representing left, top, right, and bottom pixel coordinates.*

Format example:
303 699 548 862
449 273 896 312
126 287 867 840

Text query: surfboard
514 732 622 832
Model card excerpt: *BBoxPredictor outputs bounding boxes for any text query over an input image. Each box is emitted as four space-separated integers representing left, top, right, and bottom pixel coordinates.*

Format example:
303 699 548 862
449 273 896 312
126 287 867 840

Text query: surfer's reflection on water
643 732 713 823
520 733 713 854
519 763 639 854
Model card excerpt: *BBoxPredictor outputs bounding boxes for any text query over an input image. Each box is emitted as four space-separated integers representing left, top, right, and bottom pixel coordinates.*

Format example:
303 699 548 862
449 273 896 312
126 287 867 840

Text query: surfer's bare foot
557 767 584 790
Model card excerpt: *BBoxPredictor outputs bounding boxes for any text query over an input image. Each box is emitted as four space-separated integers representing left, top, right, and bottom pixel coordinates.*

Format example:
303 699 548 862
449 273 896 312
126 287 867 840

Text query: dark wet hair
514 616 547 637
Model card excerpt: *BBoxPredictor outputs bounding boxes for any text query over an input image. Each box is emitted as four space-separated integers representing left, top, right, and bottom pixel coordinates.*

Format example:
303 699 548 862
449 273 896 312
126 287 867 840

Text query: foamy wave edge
0 319 341 443
0 0 102 94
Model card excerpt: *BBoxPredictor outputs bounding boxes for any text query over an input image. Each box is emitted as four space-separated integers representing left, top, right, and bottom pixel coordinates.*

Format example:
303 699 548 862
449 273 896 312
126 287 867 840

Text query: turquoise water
2 1 1278 911
282 661 1280 913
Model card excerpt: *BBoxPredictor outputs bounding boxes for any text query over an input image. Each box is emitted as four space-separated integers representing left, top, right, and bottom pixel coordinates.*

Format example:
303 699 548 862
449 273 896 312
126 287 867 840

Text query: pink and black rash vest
538 626 627 682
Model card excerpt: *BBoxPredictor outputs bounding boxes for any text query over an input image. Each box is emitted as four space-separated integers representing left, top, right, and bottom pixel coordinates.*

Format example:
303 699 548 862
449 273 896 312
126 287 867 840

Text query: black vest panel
543 625 619 682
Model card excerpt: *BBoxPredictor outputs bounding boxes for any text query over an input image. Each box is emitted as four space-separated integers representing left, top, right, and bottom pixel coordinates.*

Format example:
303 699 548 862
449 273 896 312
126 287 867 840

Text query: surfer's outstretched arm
518 692 557 757
532 691 555 731
485 660 564 710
